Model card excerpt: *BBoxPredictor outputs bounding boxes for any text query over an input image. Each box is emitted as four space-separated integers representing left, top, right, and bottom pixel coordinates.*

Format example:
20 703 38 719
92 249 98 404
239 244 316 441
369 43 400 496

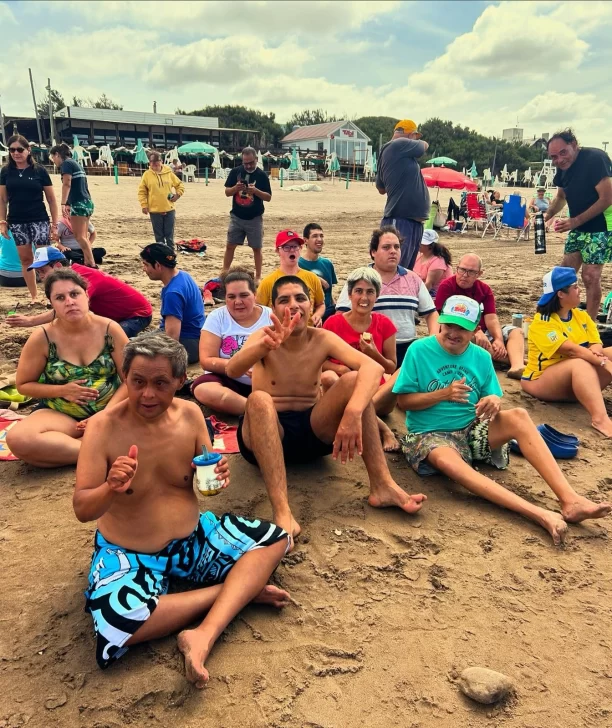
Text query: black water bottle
534 212 546 255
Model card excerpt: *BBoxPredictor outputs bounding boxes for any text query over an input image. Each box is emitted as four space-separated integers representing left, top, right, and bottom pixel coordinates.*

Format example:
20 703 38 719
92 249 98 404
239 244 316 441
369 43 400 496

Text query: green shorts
564 230 612 265
70 199 94 218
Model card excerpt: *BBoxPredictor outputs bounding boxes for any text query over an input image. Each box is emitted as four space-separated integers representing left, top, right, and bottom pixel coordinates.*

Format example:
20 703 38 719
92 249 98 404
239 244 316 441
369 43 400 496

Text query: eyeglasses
9 147 26 153
457 266 480 277
280 244 301 252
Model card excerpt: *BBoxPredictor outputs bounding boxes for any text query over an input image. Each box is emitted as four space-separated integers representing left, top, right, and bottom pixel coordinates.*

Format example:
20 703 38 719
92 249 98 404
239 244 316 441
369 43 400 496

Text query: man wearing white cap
376 119 430 270
392 294 611 545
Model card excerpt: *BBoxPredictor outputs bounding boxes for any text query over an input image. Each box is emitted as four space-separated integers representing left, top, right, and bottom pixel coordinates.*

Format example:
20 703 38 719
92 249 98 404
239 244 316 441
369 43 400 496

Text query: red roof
282 121 349 143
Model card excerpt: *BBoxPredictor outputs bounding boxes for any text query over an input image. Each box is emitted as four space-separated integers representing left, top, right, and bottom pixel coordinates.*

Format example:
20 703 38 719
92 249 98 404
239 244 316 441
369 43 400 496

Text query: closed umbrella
372 152 377 174
469 161 478 179
257 150 264 170
289 148 301 172
427 156 457 166
177 140 216 177
421 167 478 195
134 138 149 171
327 152 340 183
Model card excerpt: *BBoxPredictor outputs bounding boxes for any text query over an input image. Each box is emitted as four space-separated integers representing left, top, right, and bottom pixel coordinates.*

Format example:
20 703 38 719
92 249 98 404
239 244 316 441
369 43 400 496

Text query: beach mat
208 416 239 454
0 410 26 461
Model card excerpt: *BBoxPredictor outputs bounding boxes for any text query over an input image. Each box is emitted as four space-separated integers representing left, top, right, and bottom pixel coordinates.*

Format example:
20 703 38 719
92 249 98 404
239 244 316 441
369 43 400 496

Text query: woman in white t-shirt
191 267 273 414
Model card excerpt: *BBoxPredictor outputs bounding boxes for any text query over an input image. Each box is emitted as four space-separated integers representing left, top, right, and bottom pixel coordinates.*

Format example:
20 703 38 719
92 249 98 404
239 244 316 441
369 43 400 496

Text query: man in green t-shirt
393 295 611 545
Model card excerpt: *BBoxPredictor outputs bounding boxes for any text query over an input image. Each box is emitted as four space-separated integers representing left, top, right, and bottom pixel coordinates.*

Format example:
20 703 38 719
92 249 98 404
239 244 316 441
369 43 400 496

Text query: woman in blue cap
522 266 612 437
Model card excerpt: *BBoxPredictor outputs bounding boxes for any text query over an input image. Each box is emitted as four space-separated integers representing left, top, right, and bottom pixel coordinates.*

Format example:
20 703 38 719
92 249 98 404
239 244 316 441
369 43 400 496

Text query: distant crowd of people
1 125 612 688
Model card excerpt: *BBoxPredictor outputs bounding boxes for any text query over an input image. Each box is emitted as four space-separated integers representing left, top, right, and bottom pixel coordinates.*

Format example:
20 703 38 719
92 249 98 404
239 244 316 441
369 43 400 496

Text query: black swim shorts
238 406 334 466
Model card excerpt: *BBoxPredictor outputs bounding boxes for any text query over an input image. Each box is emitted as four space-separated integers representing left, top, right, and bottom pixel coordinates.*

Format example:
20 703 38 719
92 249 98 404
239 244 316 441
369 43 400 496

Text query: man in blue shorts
74 331 290 687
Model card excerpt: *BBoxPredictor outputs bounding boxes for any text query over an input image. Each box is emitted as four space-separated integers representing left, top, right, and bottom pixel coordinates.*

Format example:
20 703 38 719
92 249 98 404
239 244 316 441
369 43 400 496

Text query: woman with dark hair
521 266 612 437
7 268 128 467
49 143 96 268
0 135 59 302
413 229 453 296
191 267 272 415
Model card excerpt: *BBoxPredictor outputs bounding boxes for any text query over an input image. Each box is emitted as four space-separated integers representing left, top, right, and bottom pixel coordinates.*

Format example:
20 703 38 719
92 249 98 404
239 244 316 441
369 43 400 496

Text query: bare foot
253 584 291 608
177 629 212 689
537 508 569 546
562 495 612 523
378 418 400 452
368 481 427 514
507 366 525 380
591 419 612 438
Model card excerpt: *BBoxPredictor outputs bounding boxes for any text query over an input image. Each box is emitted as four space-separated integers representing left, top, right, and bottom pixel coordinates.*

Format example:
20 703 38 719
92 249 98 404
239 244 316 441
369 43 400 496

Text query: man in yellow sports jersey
256 230 325 326
522 266 612 438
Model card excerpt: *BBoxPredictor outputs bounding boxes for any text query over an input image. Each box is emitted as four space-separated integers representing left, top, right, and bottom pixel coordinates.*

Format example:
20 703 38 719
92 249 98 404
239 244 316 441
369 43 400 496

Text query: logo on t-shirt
547 331 558 342
221 335 248 356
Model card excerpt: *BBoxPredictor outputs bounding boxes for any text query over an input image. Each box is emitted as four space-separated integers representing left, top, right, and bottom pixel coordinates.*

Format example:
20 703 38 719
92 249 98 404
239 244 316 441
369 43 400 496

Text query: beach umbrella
469 160 478 178
177 140 216 177
427 156 457 166
289 148 301 171
134 139 149 169
326 152 340 184
421 166 478 193
71 134 85 165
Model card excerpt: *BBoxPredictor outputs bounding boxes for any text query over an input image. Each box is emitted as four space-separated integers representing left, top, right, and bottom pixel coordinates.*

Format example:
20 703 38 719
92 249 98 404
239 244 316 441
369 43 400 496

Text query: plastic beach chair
493 194 527 240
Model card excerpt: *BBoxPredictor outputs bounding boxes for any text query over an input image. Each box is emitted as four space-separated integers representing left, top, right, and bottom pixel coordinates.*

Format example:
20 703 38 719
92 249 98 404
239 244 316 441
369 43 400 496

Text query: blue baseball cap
27 246 67 270
538 267 578 306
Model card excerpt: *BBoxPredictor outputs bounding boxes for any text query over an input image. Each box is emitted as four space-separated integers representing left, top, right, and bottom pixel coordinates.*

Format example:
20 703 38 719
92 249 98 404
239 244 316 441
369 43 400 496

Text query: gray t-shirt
376 138 430 221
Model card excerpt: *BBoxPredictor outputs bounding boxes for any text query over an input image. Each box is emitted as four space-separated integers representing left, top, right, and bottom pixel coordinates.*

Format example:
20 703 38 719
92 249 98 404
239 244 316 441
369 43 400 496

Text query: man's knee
245 390 276 414
502 407 532 429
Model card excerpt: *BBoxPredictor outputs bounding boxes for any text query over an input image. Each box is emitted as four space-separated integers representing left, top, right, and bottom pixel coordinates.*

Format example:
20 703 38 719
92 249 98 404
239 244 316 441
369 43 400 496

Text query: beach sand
1 176 611 728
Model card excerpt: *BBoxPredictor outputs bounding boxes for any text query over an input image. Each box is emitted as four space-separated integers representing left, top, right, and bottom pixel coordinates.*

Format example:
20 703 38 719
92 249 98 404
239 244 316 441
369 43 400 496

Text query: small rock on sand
458 667 513 704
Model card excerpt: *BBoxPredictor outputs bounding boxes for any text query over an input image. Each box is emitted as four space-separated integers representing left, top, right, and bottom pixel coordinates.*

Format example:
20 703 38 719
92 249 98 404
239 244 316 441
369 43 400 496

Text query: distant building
281 120 371 164
3 107 260 151
502 127 524 142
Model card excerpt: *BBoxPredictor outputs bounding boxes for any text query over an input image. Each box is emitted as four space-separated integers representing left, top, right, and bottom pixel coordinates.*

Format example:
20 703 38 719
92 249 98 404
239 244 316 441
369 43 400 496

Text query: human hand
333 410 362 464
554 217 577 233
311 312 322 328
170 194 180 203
474 330 492 352
107 445 138 493
490 339 507 360
444 377 472 403
318 277 330 290
62 379 99 405
57 243 71 253
75 417 90 432
214 455 230 488
475 395 501 422
142 207 149 215
261 309 301 349
0 221 8 239
358 334 377 356
6 314 34 328
61 203 70 213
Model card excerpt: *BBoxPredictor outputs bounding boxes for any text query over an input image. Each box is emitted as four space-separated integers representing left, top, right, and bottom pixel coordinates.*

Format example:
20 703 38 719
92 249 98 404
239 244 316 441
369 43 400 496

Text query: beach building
3 107 260 151
281 121 371 164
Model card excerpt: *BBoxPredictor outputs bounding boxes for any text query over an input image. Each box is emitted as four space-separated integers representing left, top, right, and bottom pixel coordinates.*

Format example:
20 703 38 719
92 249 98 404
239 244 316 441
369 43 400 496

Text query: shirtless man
74 332 289 688
226 275 427 546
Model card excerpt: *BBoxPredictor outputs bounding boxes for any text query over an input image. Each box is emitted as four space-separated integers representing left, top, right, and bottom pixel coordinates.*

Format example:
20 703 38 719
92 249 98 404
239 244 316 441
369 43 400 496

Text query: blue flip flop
537 424 579 446
511 430 578 459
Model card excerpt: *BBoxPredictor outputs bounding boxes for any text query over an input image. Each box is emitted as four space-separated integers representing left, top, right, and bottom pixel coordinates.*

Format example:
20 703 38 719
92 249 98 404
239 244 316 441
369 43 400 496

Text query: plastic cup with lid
192 449 223 497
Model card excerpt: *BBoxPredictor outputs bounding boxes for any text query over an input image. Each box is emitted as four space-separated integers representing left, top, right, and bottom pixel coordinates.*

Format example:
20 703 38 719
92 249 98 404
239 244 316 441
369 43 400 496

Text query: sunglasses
10 147 26 153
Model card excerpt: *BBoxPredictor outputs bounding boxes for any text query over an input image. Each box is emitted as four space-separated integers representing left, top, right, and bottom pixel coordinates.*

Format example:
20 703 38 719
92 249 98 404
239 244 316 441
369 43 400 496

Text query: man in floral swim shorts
545 129 612 320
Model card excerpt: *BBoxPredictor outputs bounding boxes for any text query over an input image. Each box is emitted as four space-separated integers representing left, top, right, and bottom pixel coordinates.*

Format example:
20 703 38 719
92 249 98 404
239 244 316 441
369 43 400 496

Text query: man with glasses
256 230 325 326
435 253 525 379
544 129 612 320
222 146 272 285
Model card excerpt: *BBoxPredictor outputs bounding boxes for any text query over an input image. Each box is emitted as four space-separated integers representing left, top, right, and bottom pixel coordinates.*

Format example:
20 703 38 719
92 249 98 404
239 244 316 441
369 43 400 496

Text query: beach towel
208 416 239 454
0 409 26 461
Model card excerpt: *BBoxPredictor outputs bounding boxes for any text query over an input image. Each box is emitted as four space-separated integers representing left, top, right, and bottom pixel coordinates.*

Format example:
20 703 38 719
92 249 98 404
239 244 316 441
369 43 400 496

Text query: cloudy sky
1 0 611 146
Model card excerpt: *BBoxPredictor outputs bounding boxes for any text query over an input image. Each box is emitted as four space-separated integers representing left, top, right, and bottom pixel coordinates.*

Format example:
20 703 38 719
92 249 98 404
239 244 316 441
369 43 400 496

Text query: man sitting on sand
74 332 290 687
226 275 427 547
393 295 611 545
435 253 525 379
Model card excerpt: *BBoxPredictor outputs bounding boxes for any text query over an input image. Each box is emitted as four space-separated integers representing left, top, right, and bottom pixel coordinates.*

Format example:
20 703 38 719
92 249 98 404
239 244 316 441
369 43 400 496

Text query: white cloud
146 36 312 87
0 1 16 25
517 91 612 129
549 1 612 33
36 0 400 37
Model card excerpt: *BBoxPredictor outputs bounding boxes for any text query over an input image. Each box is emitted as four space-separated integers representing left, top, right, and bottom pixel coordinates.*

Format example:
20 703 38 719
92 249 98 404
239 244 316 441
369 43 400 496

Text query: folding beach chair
493 194 528 240
461 192 487 233
481 200 502 237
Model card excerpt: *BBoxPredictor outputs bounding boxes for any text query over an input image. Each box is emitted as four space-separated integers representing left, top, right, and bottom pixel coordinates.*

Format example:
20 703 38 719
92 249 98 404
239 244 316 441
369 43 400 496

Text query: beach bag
0 373 32 410
176 238 207 253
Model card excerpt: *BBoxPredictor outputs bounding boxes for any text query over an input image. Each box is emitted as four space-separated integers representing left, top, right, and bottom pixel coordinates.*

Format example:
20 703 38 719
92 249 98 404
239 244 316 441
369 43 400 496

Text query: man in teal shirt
298 222 337 321
393 294 611 545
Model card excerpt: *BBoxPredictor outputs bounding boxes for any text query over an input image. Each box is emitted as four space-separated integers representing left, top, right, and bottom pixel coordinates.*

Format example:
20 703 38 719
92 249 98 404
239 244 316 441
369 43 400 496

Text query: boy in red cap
256 230 325 326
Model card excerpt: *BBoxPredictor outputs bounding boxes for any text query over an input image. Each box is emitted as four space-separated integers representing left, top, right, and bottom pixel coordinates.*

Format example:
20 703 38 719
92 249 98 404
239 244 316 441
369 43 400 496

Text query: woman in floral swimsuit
7 269 128 467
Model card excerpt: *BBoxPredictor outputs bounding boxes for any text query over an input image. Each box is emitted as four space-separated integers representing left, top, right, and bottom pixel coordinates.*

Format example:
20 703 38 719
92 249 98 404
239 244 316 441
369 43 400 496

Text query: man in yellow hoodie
138 152 185 249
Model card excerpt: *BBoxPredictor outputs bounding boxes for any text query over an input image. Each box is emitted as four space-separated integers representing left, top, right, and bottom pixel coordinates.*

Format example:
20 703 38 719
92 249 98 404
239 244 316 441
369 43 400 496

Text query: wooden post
28 68 44 145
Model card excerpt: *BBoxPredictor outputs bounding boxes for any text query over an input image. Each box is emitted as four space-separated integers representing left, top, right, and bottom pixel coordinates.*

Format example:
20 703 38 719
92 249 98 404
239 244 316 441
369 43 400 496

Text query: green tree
37 87 65 117
353 116 399 150
178 104 285 147
285 109 339 132
72 93 123 110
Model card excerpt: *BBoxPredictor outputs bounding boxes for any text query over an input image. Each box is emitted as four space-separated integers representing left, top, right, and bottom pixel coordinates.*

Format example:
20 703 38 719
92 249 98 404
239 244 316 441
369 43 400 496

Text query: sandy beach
1 175 611 728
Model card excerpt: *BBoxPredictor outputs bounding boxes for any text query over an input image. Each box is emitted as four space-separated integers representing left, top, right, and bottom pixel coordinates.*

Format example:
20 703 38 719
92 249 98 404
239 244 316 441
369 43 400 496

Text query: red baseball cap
275 229 305 248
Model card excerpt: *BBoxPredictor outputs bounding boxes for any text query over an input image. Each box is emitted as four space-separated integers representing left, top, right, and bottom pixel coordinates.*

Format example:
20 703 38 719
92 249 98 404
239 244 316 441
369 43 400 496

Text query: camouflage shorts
564 230 612 265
